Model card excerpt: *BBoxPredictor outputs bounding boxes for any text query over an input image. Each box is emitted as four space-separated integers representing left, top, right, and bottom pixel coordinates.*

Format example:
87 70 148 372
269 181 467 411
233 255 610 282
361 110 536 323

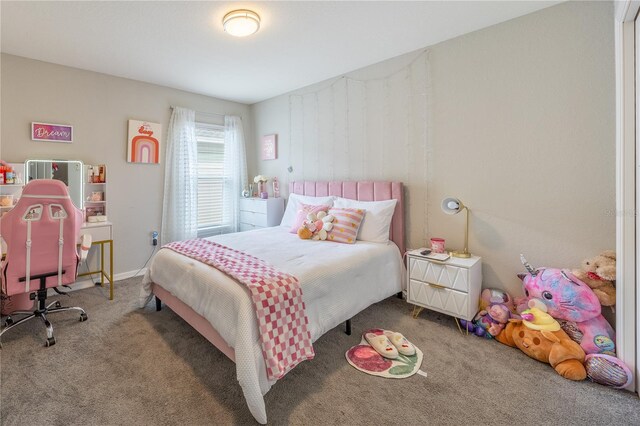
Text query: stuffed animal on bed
297 211 335 241
496 307 587 381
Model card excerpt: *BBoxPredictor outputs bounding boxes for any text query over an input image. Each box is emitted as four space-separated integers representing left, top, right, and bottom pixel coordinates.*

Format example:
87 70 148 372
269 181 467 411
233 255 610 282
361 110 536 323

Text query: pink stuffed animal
518 256 613 355
474 304 511 337
518 255 631 388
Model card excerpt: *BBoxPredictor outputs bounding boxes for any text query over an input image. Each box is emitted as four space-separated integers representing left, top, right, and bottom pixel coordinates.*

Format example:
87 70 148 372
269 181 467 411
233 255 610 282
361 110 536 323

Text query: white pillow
333 198 397 243
280 193 336 227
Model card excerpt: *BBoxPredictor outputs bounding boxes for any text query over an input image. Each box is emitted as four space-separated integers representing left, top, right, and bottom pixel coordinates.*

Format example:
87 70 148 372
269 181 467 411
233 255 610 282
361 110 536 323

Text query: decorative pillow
333 198 397 243
326 207 366 244
289 203 331 233
281 194 336 228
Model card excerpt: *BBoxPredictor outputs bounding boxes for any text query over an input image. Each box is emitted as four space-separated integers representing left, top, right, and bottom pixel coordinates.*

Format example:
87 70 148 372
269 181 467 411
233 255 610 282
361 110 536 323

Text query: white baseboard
113 268 147 281
47 268 147 296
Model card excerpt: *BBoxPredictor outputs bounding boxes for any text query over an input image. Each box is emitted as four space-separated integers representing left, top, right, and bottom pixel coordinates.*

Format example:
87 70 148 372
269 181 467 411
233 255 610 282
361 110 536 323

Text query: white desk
78 221 114 300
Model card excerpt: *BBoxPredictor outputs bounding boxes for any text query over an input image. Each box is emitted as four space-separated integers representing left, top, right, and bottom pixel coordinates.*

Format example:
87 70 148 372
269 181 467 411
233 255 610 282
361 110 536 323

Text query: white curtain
161 107 198 243
223 115 248 233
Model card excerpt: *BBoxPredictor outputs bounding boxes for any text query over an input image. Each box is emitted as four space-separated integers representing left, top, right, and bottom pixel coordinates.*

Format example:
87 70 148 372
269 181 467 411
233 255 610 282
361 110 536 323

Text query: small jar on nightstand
406 249 482 332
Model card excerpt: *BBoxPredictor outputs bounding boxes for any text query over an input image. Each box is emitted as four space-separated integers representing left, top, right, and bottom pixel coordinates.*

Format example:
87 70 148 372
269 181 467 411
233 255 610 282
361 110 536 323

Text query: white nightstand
407 250 482 332
239 198 284 232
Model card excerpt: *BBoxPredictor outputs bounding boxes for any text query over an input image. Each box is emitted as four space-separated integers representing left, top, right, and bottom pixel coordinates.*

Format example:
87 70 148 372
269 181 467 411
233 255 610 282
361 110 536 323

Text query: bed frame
152 180 405 363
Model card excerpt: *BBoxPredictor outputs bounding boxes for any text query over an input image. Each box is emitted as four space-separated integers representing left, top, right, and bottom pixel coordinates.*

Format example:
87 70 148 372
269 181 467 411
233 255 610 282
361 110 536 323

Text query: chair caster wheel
45 337 56 347
55 301 61 308
79 313 88 322
5 318 13 326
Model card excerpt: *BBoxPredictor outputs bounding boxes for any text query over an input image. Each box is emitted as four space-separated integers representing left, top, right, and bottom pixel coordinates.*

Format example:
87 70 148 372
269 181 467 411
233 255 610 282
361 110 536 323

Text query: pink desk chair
0 179 88 347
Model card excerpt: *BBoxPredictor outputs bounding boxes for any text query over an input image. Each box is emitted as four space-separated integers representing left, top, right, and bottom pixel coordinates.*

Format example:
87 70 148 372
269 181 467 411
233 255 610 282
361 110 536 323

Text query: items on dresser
0 160 16 185
0 162 25 218
407 249 482 333
0 195 14 207
239 197 285 232
84 164 108 222
430 237 446 253
87 164 106 183
87 215 108 223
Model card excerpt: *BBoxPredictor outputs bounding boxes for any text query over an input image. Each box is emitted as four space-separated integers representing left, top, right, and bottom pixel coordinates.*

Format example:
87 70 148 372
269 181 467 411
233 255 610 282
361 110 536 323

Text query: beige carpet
1 277 639 425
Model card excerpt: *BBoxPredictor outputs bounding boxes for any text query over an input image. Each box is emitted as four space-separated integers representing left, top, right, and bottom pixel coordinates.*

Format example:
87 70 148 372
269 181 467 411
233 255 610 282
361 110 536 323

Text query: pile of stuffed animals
460 251 632 388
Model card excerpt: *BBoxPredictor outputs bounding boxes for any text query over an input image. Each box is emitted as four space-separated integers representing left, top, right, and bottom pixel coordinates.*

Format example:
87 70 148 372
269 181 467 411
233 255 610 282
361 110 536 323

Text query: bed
140 181 405 424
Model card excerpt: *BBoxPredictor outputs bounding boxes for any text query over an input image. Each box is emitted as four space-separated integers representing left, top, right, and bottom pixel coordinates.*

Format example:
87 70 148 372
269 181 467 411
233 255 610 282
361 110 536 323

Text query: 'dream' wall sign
127 120 161 164
32 122 73 143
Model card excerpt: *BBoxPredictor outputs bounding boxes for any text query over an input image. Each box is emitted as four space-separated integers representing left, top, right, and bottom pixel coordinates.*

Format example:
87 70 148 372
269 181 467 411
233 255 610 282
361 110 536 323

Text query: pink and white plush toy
517 255 632 388
298 211 335 241
518 255 614 355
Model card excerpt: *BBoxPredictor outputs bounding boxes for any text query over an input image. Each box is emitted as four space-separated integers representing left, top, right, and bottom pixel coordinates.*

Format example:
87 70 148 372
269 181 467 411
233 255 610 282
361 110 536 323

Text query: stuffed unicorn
518 255 614 355
517 255 631 388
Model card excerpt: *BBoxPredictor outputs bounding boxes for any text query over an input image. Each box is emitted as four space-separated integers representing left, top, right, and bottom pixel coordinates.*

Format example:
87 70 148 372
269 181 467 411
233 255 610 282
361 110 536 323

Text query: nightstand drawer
408 279 471 320
239 198 268 214
240 210 268 227
409 257 470 293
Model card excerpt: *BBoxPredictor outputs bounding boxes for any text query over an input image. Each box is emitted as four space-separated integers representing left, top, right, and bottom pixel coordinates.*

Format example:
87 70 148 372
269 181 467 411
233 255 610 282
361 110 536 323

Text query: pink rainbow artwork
127 120 162 164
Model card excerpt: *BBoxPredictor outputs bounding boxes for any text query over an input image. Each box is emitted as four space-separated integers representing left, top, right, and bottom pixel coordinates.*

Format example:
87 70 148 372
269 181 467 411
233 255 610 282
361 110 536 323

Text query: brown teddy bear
496 308 587 381
572 250 616 307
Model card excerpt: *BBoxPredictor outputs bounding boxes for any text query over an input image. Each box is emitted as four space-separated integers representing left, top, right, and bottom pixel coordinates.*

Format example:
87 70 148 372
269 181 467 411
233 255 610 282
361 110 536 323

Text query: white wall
0 54 252 275
251 1 615 297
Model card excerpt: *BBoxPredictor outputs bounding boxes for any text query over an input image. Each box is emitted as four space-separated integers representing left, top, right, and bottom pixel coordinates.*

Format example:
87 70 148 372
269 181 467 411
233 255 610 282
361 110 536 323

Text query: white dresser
407 250 482 322
239 198 284 232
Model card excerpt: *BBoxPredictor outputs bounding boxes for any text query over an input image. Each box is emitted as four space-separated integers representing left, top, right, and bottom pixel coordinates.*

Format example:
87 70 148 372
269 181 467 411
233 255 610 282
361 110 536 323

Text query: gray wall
0 54 252 275
250 1 615 297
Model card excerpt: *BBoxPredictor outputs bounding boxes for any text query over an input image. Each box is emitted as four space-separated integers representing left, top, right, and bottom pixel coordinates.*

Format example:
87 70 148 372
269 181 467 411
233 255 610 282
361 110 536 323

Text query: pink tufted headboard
288 181 405 254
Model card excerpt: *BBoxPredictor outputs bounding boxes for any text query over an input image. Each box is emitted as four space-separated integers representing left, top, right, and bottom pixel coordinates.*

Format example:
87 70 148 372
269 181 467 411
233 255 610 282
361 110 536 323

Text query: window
196 122 225 237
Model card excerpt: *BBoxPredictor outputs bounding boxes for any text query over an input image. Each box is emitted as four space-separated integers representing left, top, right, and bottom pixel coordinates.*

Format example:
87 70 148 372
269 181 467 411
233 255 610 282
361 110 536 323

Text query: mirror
25 160 83 209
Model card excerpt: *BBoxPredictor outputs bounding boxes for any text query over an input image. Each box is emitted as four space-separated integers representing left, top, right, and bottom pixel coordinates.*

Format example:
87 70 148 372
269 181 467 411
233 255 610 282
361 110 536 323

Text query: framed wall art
127 120 161 164
31 122 73 143
261 134 277 160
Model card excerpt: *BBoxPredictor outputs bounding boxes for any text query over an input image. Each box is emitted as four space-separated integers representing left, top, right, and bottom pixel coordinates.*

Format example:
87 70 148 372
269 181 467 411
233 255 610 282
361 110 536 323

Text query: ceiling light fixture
223 9 260 37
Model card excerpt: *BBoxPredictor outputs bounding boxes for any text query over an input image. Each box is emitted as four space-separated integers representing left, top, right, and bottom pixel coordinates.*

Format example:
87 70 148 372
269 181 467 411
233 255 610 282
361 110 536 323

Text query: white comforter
140 226 403 424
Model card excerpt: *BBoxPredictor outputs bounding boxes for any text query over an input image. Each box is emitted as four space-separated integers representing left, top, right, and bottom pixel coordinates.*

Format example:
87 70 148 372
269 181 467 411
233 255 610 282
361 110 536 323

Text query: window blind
196 123 225 234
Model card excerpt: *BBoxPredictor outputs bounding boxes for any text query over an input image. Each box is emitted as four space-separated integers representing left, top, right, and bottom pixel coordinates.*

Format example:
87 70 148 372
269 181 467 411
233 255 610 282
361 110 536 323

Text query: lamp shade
441 197 465 215
440 196 471 258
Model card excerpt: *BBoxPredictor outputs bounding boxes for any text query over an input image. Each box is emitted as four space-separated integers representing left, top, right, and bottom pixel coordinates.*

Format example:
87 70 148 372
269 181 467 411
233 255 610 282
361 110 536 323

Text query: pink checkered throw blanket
164 239 315 380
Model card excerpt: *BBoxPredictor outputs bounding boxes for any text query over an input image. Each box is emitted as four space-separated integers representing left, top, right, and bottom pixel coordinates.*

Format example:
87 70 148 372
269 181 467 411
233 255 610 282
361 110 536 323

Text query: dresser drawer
239 198 268 214
239 211 268 227
409 257 470 293
408 279 472 320
239 223 264 232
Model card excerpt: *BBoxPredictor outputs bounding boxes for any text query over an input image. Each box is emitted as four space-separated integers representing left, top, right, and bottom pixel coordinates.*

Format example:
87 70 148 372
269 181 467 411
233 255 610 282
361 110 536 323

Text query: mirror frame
25 159 84 210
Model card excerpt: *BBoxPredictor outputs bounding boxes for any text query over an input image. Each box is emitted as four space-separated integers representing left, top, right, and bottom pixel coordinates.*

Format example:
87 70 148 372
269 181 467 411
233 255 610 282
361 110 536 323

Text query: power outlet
152 231 158 246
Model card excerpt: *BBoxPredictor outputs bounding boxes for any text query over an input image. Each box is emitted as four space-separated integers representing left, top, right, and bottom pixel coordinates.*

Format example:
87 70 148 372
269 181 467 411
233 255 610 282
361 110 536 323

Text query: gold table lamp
441 197 471 258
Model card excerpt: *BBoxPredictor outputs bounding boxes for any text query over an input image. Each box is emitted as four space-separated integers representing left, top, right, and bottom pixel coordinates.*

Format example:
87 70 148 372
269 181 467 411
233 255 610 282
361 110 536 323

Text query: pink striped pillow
326 207 366 244
289 203 331 233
